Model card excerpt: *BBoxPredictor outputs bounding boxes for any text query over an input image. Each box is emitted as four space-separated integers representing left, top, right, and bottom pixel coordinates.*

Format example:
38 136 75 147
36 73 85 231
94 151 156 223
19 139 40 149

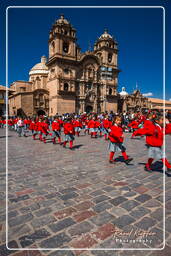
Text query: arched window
109 88 112 95
108 53 112 63
64 83 69 91
63 42 69 53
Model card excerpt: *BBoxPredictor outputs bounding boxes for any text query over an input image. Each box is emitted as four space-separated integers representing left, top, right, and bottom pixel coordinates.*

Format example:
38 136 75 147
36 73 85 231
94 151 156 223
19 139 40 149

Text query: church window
64 83 69 91
109 88 112 95
108 53 112 63
63 42 69 53
39 94 43 101
64 68 69 74
64 30 68 35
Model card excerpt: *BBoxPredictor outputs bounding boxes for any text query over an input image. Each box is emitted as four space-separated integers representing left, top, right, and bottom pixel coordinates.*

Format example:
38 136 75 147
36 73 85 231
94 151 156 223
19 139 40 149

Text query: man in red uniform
63 118 75 149
51 116 62 144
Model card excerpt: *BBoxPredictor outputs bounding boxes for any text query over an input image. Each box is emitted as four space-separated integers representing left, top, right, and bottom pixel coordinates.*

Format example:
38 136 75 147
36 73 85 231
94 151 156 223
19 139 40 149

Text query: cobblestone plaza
0 129 171 255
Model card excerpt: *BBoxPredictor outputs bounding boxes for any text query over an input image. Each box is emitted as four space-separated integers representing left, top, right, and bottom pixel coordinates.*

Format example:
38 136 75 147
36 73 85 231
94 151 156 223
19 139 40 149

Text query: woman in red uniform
63 118 75 149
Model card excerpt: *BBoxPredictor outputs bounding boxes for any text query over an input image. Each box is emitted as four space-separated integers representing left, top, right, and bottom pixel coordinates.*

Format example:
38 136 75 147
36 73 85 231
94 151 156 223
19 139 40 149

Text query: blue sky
0 0 170 100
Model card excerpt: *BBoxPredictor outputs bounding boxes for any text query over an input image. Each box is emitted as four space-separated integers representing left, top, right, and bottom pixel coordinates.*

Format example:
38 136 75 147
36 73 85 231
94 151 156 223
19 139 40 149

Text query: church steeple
48 14 77 59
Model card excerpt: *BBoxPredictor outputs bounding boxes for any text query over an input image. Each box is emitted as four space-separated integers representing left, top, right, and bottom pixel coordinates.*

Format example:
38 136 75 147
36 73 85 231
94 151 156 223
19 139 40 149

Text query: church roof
29 56 49 76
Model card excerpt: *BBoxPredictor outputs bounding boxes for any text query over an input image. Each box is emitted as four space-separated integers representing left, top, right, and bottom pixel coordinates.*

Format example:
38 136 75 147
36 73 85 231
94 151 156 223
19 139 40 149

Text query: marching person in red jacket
51 116 62 144
29 117 38 140
41 118 50 143
133 115 171 174
73 118 82 137
88 117 96 138
63 118 75 149
108 116 133 164
103 117 112 140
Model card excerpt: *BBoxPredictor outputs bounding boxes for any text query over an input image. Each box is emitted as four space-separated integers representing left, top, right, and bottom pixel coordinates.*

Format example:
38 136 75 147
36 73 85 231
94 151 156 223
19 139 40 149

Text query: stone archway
37 109 46 116
85 105 93 113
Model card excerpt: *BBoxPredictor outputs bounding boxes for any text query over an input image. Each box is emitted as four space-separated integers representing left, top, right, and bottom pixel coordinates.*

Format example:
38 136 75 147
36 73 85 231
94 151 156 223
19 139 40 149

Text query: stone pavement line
0 129 171 256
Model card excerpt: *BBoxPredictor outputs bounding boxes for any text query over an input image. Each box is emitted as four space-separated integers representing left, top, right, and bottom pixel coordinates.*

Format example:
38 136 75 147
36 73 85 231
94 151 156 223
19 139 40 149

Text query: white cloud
169 99 171 101
143 92 153 97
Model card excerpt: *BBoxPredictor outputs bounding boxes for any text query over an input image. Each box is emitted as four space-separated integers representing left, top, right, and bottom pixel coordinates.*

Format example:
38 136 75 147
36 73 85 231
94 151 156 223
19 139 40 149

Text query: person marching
41 118 50 143
108 116 133 164
51 116 62 144
17 117 27 137
88 117 96 138
73 118 82 137
29 117 38 140
103 117 112 140
133 115 171 174
63 117 75 149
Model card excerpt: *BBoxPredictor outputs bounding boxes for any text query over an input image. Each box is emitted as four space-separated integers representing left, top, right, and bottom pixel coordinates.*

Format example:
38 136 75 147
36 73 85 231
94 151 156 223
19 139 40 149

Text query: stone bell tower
94 29 118 67
48 14 77 60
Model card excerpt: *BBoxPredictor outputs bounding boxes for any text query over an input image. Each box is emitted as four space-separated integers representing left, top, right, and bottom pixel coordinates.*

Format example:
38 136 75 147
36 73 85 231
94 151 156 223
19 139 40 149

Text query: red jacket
41 122 49 134
103 119 111 129
29 121 38 131
94 120 101 128
128 120 139 129
166 123 171 134
109 125 124 143
52 121 61 131
88 120 95 128
63 122 75 135
73 120 82 128
134 123 168 147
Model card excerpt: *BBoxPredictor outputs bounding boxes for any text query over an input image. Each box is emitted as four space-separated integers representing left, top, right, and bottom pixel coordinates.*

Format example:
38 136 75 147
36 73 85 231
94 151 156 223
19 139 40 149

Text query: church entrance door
85 105 93 113
37 109 46 116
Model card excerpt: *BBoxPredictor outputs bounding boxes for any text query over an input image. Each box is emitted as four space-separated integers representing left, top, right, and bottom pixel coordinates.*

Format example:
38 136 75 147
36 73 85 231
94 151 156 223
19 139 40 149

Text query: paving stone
134 194 152 203
34 207 52 217
130 206 151 219
92 201 113 213
151 208 163 222
109 196 128 206
0 240 18 255
135 217 157 230
30 215 56 228
90 190 104 197
133 186 149 194
75 201 94 211
73 210 96 222
39 232 71 248
48 218 76 233
8 213 33 227
54 207 77 220
165 217 171 233
4 224 31 243
111 215 136 229
59 192 79 201
48 250 75 256
143 199 162 208
59 187 78 194
70 234 97 255
122 191 137 197
68 221 94 237
92 195 111 204
90 211 115 226
19 228 51 247
102 186 115 192
9 195 30 203
92 223 116 240
108 206 128 217
19 203 40 213
39 199 57 208
120 200 140 211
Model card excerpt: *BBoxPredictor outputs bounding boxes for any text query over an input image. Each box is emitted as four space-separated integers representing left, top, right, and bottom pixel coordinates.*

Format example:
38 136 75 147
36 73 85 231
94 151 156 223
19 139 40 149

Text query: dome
56 14 70 25
29 56 49 76
119 87 128 96
99 29 113 40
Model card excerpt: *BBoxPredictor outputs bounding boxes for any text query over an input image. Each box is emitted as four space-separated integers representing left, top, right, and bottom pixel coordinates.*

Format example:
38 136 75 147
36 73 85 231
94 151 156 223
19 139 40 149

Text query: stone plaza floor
0 128 171 256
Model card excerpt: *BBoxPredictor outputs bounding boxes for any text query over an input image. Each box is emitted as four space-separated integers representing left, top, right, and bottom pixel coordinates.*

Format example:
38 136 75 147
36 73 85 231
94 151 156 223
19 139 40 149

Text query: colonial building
118 87 151 113
9 14 120 116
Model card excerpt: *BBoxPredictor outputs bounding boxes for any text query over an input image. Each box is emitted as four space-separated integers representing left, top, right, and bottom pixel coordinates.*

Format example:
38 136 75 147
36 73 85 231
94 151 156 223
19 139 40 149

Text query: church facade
9 14 120 116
